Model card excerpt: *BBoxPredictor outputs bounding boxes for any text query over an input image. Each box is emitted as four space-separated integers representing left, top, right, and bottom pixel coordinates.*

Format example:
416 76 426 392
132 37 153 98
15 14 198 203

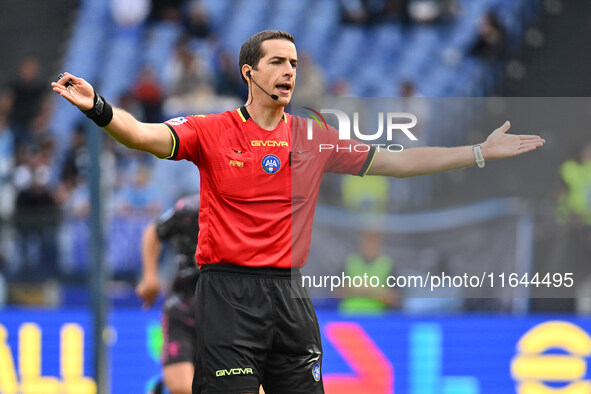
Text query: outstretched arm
51 72 173 158
367 121 545 177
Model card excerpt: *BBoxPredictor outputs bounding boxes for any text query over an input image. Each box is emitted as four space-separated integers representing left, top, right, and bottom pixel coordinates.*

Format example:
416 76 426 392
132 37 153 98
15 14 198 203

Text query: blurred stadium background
0 0 591 393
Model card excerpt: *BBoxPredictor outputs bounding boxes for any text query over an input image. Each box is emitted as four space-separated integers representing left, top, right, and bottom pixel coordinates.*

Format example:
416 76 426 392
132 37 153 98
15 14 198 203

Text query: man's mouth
275 83 292 95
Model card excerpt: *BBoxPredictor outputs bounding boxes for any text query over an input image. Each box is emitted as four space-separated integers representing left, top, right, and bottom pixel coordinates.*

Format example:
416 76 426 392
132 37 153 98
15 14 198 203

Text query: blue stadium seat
100 27 145 100
325 26 367 81
265 0 311 38
222 0 272 54
370 24 405 57
143 22 183 84
201 0 232 31
297 0 340 64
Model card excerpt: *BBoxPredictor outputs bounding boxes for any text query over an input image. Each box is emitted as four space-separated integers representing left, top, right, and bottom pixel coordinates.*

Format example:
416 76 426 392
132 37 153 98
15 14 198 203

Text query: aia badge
312 362 321 382
261 154 281 174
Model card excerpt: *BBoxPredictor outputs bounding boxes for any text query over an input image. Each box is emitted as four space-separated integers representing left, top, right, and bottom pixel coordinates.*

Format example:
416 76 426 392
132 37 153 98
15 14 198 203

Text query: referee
52 30 544 394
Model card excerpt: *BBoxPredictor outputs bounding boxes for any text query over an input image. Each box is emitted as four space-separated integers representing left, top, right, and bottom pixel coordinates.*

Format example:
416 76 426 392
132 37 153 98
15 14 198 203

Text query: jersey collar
237 106 287 124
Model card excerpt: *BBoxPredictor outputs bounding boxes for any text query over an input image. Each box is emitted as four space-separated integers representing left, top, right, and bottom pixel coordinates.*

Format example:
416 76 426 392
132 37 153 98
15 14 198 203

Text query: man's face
252 39 298 106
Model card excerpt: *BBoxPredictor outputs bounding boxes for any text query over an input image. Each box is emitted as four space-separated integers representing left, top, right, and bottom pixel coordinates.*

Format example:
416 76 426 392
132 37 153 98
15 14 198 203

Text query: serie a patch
261 154 281 174
165 116 188 126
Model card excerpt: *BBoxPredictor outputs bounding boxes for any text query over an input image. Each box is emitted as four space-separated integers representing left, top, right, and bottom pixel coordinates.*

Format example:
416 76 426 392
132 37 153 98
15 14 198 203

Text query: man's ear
241 64 252 82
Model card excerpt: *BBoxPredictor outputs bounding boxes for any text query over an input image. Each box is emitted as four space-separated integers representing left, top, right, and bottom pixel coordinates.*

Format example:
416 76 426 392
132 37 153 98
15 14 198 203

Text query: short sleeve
163 115 208 164
324 125 376 176
154 207 178 241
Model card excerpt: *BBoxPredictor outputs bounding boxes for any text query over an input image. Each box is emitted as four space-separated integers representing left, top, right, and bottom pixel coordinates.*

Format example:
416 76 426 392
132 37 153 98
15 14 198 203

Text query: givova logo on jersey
261 154 281 174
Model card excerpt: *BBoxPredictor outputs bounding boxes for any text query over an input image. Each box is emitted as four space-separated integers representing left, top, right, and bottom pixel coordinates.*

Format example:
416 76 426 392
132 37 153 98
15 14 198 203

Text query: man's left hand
481 121 545 160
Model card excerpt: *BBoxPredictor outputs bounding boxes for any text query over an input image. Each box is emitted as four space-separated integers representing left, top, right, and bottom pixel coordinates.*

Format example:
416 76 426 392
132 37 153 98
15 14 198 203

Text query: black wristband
82 91 113 127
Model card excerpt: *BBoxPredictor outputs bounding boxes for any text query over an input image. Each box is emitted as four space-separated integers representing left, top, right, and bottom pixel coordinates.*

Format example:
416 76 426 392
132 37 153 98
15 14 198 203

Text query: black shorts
193 264 324 394
161 292 196 367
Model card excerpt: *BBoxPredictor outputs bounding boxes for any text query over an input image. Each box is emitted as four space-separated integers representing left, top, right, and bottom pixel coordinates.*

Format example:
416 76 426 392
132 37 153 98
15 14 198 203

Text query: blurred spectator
59 124 88 187
408 0 457 24
340 0 457 25
340 0 371 24
214 50 247 100
396 79 430 142
0 263 6 306
118 90 146 122
339 0 386 25
329 78 354 98
110 0 150 28
557 143 591 225
382 0 411 24
58 130 117 211
291 53 326 101
13 144 60 280
0 115 15 218
399 80 417 98
114 164 163 217
394 80 433 208
0 58 50 148
408 0 442 24
0 115 14 159
57 178 91 276
469 11 507 62
340 170 396 314
56 124 89 218
133 66 165 123
183 0 212 40
164 40 212 97
163 39 241 114
109 165 163 277
57 137 116 276
440 0 459 22
339 230 399 313
149 0 184 22
38 135 58 177
557 143 591 302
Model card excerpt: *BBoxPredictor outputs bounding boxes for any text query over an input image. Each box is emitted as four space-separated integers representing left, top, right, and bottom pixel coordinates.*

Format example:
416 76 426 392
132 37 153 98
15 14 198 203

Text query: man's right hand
52 72 175 161
136 275 161 309
51 72 95 111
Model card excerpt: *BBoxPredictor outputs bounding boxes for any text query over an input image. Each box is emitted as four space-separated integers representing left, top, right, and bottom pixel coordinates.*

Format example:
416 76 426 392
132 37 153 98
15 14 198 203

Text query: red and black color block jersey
163 106 375 268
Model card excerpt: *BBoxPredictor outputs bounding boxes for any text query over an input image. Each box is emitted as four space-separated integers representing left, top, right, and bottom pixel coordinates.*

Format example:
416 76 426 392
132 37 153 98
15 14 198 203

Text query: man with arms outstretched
52 30 544 394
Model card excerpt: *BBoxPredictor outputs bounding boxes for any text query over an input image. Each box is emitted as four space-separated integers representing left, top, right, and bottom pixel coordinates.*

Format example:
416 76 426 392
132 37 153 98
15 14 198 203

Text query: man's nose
283 63 295 77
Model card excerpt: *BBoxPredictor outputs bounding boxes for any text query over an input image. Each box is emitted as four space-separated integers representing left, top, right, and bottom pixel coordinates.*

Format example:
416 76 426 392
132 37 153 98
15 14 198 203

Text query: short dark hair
238 30 295 85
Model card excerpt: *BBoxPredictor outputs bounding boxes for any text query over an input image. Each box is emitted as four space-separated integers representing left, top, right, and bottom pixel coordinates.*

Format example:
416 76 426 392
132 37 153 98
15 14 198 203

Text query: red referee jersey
163 106 375 268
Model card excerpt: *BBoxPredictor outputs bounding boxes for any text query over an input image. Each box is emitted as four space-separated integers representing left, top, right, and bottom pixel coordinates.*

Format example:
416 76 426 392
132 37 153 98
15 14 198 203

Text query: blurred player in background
339 230 400 314
136 194 200 394
52 30 544 393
